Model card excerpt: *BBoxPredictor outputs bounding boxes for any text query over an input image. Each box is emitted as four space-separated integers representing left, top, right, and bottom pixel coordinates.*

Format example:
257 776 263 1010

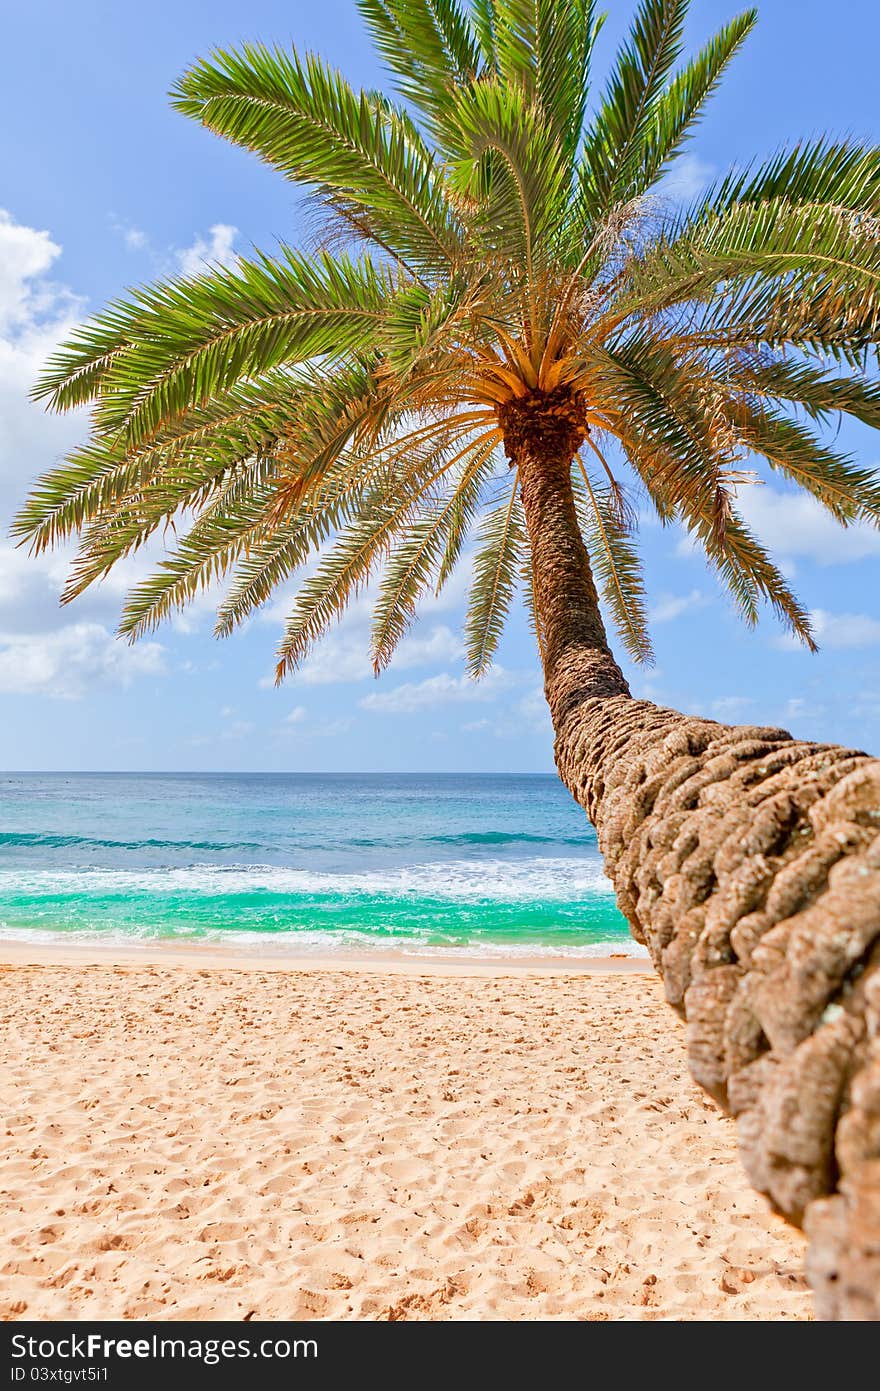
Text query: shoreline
0 939 651 975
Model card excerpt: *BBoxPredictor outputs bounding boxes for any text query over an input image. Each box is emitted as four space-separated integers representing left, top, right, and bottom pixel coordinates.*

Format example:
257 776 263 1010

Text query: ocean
0 772 639 959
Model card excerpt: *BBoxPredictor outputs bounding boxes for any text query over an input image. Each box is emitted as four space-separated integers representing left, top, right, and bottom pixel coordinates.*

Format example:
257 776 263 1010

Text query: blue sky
1 0 879 772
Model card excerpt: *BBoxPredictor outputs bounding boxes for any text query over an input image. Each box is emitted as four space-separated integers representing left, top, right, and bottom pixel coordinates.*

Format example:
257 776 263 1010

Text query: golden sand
0 954 810 1320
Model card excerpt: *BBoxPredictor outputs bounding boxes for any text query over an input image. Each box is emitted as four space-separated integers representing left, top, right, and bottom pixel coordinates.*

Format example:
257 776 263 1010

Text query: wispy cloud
649 589 707 623
108 219 240 279
516 684 552 735
277 712 351 739
781 696 826 724
0 210 84 487
711 695 755 720
457 684 551 740
289 623 464 687
775 608 880 651
738 486 880 566
109 216 148 252
0 623 165 699
660 154 715 203
175 224 239 278
0 210 174 703
360 667 517 714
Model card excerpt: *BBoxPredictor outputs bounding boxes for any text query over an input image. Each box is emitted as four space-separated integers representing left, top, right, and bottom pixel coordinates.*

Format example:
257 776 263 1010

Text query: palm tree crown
15 0 880 682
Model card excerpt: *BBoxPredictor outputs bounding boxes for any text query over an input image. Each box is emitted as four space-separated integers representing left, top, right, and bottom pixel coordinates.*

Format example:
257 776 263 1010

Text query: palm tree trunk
513 424 880 1321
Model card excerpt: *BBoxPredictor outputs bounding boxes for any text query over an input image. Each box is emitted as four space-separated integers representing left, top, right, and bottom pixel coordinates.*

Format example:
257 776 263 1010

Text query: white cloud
649 588 707 623
360 666 516 714
312 717 352 738
0 211 85 517
631 678 666 703
0 623 165 699
223 720 254 740
256 574 467 688
0 210 70 334
0 209 175 704
517 684 552 735
292 622 464 686
176 224 239 278
781 696 826 724
660 155 715 203
457 683 551 740
0 546 69 630
110 217 148 252
711 695 755 719
773 608 880 651
257 544 475 682
190 715 257 747
808 609 880 650
853 691 880 723
110 217 240 280
738 487 880 566
278 714 351 739
394 623 465 667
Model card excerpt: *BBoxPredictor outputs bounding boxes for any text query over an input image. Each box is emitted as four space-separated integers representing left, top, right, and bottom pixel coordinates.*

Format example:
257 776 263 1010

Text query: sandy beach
0 950 811 1321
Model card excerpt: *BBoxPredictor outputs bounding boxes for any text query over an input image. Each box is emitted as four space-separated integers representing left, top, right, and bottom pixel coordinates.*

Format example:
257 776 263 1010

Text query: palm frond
573 456 653 663
464 474 524 677
726 357 880 430
357 0 481 135
678 499 816 649
443 77 569 330
273 417 484 680
18 0 880 689
31 361 391 605
706 136 880 216
578 0 688 218
116 478 284 640
471 0 499 69
435 439 499 594
489 1 602 163
638 10 756 191
520 544 546 664
15 367 327 554
370 429 501 668
732 406 880 524
586 333 736 526
33 250 393 457
172 45 462 273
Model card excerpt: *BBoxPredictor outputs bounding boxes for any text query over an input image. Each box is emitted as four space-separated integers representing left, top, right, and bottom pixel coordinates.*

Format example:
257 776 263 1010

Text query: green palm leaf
171 46 462 274
637 10 756 190
357 0 481 135
579 0 688 218
489 1 603 163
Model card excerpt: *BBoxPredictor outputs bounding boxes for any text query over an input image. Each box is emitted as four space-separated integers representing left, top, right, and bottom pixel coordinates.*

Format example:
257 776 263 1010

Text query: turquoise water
0 773 637 959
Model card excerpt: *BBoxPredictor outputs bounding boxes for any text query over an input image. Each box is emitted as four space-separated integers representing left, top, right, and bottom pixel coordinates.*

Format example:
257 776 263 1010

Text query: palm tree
15 0 880 1317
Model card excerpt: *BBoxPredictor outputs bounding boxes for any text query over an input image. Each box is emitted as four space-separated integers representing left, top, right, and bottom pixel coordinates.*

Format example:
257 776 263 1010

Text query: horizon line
0 768 560 777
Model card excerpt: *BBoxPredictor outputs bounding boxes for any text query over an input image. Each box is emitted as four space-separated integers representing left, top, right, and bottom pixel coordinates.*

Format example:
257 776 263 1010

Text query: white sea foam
206 930 649 960
0 856 614 902
0 924 647 959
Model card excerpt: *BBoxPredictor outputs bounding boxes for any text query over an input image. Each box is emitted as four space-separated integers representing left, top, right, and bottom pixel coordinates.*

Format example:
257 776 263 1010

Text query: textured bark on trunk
505 392 880 1321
